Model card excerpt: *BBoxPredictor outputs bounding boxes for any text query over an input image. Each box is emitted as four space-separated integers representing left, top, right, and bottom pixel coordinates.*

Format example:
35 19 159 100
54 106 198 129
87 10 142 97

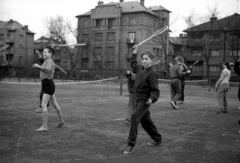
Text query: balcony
126 38 137 44
6 39 14 46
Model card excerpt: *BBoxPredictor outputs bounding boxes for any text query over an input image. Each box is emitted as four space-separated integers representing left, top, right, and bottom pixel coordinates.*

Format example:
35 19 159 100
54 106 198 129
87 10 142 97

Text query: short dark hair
224 62 231 70
45 46 55 55
141 50 155 60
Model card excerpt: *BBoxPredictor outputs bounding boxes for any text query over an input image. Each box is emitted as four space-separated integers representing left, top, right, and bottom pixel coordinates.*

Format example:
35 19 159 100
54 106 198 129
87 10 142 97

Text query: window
108 18 115 29
83 21 89 28
192 65 202 72
81 58 88 69
211 50 220 56
192 51 202 57
106 46 115 56
153 48 162 58
94 47 102 55
105 61 114 69
209 65 219 72
209 33 220 41
230 50 240 57
128 32 136 41
82 47 88 58
94 47 102 60
95 73 101 79
0 33 4 40
96 19 103 29
94 33 103 41
129 18 136 25
106 32 115 41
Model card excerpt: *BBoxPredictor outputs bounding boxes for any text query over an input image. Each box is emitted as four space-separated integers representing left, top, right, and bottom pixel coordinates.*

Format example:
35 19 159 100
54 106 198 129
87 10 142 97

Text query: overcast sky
0 0 239 42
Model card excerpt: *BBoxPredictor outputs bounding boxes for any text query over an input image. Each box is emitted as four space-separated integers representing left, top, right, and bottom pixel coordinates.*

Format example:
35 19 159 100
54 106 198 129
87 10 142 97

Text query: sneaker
147 140 162 147
170 101 178 109
35 108 43 113
222 110 228 113
123 145 135 155
178 101 184 104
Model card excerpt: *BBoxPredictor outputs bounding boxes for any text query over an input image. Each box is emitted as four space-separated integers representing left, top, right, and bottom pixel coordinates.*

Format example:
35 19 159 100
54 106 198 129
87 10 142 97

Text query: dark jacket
234 61 240 76
39 58 44 65
130 53 160 103
125 72 136 93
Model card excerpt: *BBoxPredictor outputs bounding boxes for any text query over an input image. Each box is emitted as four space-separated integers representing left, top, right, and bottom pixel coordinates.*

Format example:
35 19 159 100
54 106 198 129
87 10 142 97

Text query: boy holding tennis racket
32 46 65 131
169 56 191 109
123 46 161 155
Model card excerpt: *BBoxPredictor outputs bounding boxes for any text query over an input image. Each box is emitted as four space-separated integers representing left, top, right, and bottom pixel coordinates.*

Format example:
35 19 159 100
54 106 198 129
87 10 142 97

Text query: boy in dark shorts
32 47 65 132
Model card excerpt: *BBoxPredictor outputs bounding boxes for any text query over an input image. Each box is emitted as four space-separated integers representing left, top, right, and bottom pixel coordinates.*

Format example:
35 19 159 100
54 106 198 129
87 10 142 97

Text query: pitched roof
184 13 240 32
76 1 161 17
0 19 35 34
149 5 171 12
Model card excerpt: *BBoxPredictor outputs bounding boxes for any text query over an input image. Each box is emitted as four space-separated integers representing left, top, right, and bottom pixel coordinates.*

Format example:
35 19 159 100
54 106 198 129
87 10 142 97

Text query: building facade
76 0 170 79
170 13 240 82
0 19 35 78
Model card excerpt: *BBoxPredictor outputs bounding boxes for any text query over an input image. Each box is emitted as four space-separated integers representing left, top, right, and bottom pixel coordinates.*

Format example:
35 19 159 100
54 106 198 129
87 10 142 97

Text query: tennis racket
134 26 168 48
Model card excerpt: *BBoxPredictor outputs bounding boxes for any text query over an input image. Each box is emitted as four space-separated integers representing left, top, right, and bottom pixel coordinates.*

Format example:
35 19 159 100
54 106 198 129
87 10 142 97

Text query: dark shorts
41 79 55 96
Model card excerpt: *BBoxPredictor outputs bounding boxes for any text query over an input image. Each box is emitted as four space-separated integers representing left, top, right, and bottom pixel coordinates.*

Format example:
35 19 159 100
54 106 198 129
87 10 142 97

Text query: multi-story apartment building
170 13 240 82
0 19 35 77
76 0 170 79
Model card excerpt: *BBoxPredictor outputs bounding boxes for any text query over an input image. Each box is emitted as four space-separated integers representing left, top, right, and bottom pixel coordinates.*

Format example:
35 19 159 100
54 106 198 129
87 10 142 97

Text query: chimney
210 17 217 30
24 25 28 30
120 0 124 2
98 1 103 6
140 0 145 6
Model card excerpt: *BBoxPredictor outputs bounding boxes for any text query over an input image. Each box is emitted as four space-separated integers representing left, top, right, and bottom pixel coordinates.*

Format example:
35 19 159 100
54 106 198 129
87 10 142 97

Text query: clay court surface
0 79 240 163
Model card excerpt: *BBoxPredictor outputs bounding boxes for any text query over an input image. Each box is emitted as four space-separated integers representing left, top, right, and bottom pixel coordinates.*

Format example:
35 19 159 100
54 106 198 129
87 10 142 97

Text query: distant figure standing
125 70 136 125
32 47 65 131
215 62 231 114
169 56 191 109
233 58 240 110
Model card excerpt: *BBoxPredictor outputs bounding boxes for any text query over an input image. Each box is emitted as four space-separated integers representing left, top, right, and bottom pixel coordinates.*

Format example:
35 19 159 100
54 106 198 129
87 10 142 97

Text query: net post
119 74 123 96
208 78 211 92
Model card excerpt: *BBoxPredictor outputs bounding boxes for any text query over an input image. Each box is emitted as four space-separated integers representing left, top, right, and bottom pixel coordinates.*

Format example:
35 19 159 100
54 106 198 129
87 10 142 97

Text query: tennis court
0 78 239 163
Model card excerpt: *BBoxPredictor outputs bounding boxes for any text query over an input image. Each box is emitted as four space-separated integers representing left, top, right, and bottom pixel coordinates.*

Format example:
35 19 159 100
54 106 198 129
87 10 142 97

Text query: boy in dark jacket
234 58 240 109
123 46 162 155
125 70 136 125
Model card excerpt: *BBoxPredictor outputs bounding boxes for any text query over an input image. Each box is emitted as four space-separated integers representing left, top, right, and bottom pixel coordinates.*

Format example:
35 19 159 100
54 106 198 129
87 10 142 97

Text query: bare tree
184 4 221 83
45 15 82 78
